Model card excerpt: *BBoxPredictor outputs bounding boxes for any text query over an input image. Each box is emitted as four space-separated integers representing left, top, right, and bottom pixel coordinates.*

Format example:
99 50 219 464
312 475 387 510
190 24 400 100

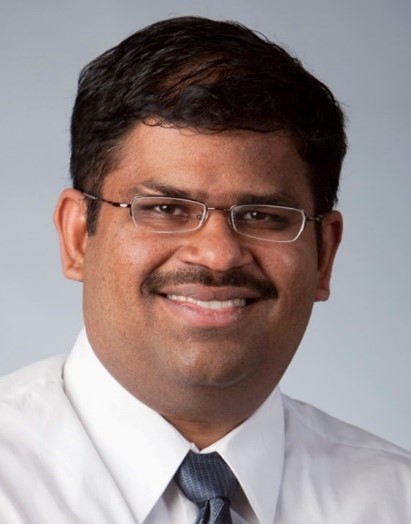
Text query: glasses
82 192 323 243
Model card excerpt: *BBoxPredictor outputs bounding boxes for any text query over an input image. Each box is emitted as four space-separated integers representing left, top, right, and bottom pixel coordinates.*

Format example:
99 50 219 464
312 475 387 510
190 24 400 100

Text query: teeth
167 294 247 309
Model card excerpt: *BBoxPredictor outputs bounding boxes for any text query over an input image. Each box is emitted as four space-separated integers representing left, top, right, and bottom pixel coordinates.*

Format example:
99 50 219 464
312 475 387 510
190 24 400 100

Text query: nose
177 210 254 272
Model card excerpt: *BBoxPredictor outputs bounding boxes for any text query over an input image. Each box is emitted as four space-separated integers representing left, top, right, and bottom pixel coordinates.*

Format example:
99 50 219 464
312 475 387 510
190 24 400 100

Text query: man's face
56 124 341 418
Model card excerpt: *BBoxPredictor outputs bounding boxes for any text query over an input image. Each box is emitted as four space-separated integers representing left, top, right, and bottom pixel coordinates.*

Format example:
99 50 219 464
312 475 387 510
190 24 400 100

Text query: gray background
1 1 410 450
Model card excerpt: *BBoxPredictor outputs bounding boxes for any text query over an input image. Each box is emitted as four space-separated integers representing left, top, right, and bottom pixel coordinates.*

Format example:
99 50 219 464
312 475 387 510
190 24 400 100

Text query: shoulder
282 393 411 457
0 356 129 522
0 355 66 404
279 394 411 520
0 355 68 439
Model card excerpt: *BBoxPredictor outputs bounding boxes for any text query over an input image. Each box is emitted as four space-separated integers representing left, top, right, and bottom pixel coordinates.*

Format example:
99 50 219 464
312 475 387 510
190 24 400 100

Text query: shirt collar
64 328 284 523
201 386 284 524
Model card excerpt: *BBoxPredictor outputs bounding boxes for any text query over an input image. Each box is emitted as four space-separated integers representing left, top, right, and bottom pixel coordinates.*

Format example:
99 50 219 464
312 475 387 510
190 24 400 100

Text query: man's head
70 16 346 234
55 17 345 446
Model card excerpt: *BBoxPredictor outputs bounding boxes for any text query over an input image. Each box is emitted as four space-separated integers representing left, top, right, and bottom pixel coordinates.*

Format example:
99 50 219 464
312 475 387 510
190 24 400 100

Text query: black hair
70 16 347 234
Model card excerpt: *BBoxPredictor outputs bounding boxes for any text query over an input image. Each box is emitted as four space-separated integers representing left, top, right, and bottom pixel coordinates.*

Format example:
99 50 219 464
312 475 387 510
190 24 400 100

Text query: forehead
105 123 314 208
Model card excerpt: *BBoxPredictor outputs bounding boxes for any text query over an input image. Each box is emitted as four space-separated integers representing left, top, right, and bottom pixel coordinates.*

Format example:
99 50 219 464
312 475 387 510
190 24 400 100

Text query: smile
167 294 247 309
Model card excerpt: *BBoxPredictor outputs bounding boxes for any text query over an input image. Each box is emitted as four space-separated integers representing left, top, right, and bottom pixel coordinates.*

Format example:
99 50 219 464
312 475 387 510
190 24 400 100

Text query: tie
174 450 238 524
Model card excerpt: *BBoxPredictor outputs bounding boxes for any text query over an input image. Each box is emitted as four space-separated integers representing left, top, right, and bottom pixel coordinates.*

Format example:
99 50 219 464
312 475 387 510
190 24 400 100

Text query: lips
142 268 277 326
157 286 256 328
156 284 262 329
166 293 247 310
145 269 277 328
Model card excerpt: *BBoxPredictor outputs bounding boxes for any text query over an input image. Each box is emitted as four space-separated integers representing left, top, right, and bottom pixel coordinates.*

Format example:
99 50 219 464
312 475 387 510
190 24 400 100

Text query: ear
54 188 88 282
315 210 343 302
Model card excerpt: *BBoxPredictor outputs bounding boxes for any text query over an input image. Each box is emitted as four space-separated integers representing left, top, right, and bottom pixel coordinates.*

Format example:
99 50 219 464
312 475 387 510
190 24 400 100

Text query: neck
163 413 247 450
153 383 275 449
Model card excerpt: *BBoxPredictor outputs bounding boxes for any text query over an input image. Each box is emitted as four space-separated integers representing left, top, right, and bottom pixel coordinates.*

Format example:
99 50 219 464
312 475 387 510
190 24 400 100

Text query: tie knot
175 450 238 505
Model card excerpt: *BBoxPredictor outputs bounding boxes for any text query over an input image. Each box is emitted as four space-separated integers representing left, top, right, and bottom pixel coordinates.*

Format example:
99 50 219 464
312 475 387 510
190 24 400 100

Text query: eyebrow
128 180 302 208
131 181 195 200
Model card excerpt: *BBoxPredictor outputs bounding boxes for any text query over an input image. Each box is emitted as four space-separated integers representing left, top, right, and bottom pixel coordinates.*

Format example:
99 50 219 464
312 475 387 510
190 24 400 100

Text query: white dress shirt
0 329 410 523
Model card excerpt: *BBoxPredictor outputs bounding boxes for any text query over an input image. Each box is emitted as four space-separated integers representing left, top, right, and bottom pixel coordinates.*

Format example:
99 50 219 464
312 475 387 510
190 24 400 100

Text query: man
0 16 410 524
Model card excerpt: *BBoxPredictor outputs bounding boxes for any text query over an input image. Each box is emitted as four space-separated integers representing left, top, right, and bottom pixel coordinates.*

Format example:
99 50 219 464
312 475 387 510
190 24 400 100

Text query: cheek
264 248 319 359
265 244 319 306
84 230 177 302
119 234 181 284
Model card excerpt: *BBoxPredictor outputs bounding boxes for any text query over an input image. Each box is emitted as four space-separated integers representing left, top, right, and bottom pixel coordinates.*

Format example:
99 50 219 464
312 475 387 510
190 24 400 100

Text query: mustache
143 268 278 300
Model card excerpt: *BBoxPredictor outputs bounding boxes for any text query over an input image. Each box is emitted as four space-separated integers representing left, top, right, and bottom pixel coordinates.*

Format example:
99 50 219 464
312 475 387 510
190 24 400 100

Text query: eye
235 206 294 231
241 210 275 221
131 196 204 232
135 199 194 221
153 204 181 215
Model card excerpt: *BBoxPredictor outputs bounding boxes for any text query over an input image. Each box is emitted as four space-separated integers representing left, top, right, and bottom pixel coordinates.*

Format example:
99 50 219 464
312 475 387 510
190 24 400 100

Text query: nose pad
178 211 253 271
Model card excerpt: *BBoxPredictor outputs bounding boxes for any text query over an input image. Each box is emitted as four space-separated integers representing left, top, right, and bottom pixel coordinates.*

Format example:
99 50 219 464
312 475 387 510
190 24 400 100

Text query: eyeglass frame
81 191 323 243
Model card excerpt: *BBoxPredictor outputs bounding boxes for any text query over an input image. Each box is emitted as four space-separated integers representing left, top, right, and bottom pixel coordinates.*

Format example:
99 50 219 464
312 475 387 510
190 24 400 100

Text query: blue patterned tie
174 450 238 524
